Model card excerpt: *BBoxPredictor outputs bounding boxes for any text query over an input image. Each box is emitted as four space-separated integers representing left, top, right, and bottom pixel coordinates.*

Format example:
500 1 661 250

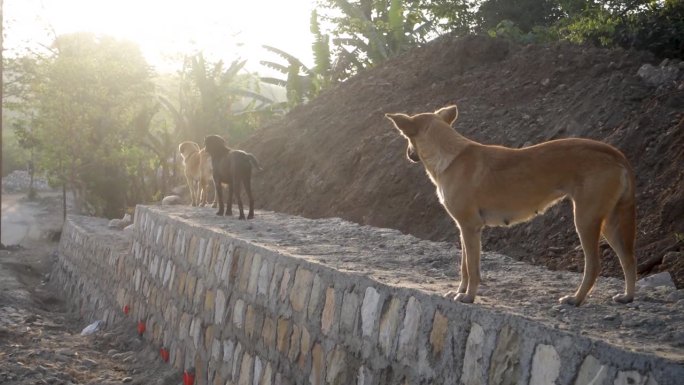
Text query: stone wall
52 206 684 385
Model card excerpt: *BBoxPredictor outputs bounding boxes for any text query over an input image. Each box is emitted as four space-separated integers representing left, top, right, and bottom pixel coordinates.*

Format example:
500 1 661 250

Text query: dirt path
0 193 176 385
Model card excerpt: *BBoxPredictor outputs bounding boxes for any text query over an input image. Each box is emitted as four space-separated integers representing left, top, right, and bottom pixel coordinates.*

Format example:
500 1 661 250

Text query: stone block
613 371 657 385
260 363 273 385
191 316 202 350
257 260 272 297
204 289 215 318
488 326 520 385
307 274 323 321
277 317 290 353
290 268 314 313
185 274 197 302
188 236 199 265
326 346 349 385
262 316 276 348
239 249 254 293
299 327 311 369
397 296 421 362
254 357 263 385
575 355 610 385
379 298 402 357
245 305 257 339
321 287 337 336
193 279 206 307
361 287 381 338
310 343 325 385
215 289 227 325
211 338 222 362
233 299 246 329
223 339 236 364
247 253 263 296
429 310 449 357
461 322 485 385
340 291 360 336
279 268 292 302
238 352 253 385
530 344 560 385
288 324 302 362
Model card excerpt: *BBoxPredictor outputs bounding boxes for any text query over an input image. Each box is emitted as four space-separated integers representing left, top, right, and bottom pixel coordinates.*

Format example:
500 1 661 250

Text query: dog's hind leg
602 199 637 304
560 204 604 306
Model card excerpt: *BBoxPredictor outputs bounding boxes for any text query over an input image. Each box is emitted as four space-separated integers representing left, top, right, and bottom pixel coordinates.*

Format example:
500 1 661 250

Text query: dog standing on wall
386 105 637 306
178 141 216 207
203 135 262 219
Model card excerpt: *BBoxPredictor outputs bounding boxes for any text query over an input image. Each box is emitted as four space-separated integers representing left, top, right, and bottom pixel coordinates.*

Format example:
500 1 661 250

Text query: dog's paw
247 213 254 220
211 203 218 208
444 290 458 298
454 293 475 303
238 215 246 220
612 293 634 304
558 295 583 306
226 211 233 216
215 211 223 216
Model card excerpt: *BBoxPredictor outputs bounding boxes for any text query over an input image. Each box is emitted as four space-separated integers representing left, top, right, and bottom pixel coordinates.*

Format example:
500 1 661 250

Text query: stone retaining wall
52 206 684 385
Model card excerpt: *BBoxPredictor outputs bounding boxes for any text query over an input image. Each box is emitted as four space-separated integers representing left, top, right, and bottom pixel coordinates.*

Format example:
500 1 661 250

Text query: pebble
122 377 133 383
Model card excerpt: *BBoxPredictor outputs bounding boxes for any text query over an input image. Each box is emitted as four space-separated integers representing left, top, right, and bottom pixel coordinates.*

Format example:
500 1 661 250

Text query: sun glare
5 0 317 73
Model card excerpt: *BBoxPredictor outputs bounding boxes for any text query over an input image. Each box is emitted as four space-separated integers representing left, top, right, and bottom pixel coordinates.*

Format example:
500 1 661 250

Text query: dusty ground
0 193 177 385
242 35 684 288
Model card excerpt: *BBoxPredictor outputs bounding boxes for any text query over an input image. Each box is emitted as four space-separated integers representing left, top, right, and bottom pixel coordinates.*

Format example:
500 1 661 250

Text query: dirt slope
242 35 684 286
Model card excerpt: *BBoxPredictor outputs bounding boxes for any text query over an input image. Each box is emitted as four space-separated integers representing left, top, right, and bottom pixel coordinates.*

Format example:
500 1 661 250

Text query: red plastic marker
137 320 146 336
160 347 170 362
123 305 130 315
183 368 195 385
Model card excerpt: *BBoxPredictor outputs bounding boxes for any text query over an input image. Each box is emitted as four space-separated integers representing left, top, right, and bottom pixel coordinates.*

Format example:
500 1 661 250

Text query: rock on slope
242 35 684 286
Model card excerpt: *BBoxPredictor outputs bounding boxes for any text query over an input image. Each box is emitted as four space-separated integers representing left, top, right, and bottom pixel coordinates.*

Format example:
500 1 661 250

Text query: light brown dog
387 105 637 306
178 141 216 207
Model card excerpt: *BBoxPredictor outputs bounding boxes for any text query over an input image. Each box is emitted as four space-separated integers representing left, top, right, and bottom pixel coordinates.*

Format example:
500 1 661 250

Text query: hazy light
4 0 317 73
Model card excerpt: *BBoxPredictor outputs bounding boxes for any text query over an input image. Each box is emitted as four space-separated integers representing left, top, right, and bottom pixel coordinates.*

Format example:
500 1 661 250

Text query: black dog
203 135 262 219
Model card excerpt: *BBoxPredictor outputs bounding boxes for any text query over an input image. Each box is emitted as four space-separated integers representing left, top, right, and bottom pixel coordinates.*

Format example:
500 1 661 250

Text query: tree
26 33 156 217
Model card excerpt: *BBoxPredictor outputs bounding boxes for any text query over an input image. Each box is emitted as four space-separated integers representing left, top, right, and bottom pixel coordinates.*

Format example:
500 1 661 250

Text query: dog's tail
247 154 263 172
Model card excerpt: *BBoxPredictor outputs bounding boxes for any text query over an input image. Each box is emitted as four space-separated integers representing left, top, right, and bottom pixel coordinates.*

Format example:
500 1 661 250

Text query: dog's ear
385 113 418 137
435 105 458 125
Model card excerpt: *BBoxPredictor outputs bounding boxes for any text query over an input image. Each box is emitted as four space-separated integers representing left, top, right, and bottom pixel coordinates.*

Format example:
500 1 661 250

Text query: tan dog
386 105 636 306
178 141 216 207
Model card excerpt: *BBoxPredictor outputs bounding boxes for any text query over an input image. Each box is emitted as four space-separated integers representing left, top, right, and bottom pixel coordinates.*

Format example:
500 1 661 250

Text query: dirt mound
242 35 684 287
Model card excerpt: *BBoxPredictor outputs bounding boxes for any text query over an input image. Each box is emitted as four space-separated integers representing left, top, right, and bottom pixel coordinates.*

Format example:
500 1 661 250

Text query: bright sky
4 0 317 74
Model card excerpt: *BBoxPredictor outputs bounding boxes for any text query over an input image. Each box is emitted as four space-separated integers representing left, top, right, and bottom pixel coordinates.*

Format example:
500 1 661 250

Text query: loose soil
242 35 684 287
0 194 177 385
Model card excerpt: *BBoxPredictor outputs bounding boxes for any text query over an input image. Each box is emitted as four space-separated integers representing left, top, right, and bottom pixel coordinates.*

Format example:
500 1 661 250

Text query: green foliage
177 53 274 142
477 0 563 33
9 33 157 217
613 1 684 59
488 19 560 44
260 44 323 108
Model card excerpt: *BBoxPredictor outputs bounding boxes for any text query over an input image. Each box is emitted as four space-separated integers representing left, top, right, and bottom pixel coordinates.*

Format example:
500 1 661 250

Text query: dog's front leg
454 225 482 304
226 181 234 217
445 234 469 300
214 179 224 216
